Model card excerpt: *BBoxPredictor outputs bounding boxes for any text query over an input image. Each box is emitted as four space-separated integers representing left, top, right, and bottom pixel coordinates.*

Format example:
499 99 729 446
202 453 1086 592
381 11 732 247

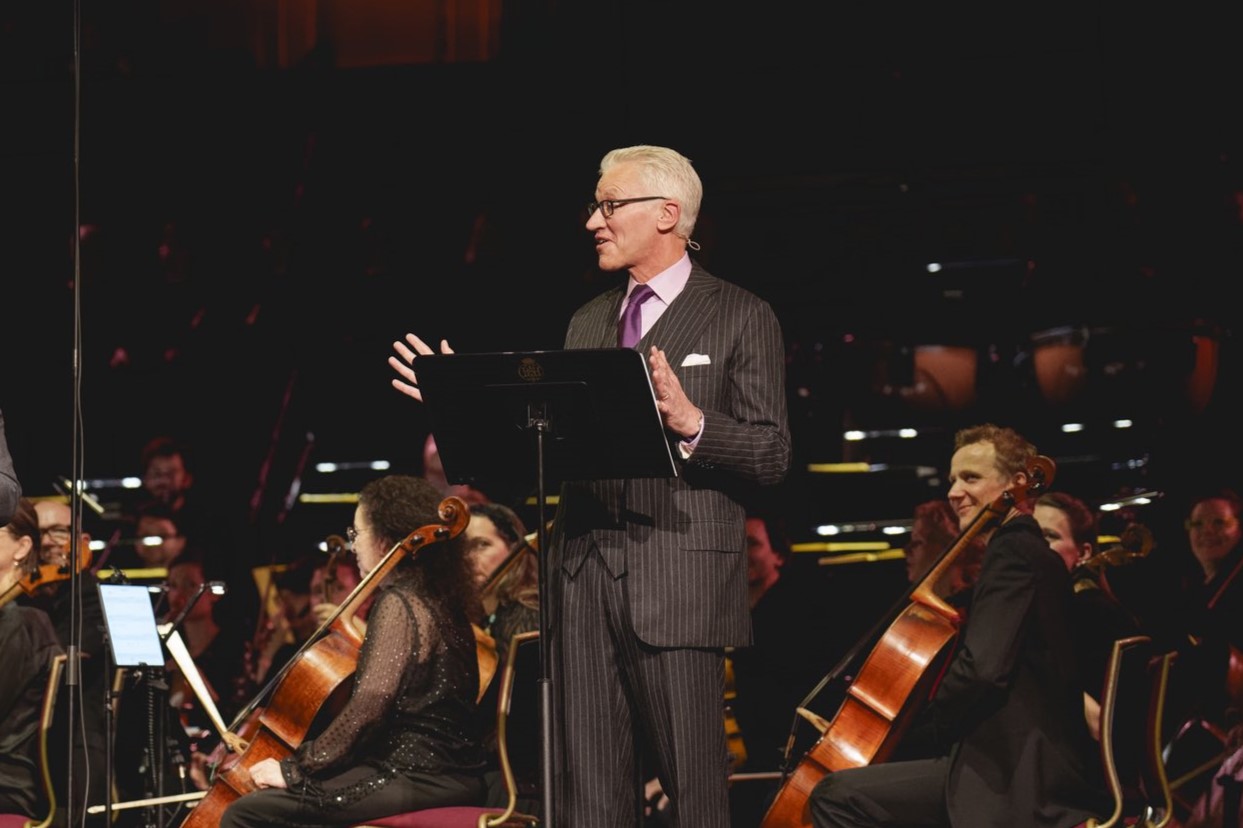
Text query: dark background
4 1 1242 578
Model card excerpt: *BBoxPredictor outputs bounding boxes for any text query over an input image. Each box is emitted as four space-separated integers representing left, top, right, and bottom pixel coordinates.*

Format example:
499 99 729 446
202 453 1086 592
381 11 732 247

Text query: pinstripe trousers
553 546 732 827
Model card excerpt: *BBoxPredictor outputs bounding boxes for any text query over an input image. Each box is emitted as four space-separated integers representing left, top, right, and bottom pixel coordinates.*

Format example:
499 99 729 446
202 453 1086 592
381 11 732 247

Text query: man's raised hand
388 334 455 402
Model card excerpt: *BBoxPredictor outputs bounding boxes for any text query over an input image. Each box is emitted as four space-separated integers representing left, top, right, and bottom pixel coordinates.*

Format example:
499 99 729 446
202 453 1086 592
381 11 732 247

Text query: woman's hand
247 757 288 790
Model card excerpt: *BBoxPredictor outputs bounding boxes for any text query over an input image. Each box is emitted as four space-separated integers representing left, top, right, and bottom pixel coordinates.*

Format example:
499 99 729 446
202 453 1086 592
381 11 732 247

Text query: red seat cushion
354 807 496 827
0 816 38 828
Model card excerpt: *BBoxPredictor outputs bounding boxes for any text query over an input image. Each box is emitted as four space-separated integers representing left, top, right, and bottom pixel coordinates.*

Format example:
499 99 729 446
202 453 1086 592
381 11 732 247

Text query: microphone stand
158 581 228 644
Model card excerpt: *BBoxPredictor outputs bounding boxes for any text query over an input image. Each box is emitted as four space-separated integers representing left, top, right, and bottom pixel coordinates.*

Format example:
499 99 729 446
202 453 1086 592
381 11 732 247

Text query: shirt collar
626 253 692 305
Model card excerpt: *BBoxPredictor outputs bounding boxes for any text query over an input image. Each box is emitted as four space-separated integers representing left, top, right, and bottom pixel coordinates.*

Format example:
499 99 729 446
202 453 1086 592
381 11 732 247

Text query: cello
177 495 470 827
760 456 1055 828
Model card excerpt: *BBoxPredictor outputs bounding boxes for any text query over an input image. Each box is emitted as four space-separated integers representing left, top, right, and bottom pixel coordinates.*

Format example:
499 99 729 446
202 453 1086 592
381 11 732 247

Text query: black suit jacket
0 408 20 525
926 515 1109 828
552 264 791 649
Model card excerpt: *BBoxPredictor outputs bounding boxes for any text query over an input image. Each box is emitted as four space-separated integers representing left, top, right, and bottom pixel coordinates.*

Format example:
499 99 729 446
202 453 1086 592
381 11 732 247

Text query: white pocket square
681 353 711 367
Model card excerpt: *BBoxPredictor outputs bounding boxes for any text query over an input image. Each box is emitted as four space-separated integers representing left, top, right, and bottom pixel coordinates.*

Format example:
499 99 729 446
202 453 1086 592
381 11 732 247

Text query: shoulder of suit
572 283 626 317
688 266 769 304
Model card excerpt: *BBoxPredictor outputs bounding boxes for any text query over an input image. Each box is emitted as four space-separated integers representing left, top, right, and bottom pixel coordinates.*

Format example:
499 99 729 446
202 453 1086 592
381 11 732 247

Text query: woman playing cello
219 474 488 827
804 424 1109 828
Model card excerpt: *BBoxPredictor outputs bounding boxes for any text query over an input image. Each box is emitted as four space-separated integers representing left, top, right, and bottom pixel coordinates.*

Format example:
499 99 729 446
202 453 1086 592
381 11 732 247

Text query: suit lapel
581 285 626 349
639 266 718 366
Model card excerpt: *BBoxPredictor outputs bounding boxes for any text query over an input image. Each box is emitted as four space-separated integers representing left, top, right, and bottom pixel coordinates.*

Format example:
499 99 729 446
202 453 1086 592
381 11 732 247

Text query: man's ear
657 200 680 232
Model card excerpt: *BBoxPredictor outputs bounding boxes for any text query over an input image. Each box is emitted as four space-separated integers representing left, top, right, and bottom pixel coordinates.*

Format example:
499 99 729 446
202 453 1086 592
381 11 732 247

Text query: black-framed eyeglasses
43 525 72 541
586 196 668 218
346 525 358 548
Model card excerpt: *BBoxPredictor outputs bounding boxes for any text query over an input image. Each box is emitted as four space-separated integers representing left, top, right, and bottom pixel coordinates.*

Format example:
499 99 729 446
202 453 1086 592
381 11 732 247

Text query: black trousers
219 766 485 828
809 757 950 828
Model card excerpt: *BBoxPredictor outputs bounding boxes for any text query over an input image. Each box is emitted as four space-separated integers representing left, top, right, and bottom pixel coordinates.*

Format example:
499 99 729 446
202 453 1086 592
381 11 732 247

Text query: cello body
179 617 362 826
759 577 961 827
761 457 1054 828
178 496 469 828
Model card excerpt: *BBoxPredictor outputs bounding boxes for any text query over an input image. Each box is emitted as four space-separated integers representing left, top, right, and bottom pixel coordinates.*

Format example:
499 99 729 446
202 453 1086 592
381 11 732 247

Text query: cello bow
178 497 470 828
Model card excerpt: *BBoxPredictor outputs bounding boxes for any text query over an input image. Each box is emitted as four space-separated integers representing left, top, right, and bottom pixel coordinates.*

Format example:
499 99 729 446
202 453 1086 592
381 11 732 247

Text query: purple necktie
618 284 656 348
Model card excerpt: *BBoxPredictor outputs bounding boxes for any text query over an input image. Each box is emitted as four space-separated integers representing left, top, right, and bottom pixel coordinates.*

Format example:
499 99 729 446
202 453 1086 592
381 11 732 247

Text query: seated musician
809 423 1110 828
247 556 320 690
1157 489 1243 813
309 545 369 631
466 502 539 665
0 499 64 821
29 498 110 825
904 498 985 602
1033 491 1142 740
219 474 488 827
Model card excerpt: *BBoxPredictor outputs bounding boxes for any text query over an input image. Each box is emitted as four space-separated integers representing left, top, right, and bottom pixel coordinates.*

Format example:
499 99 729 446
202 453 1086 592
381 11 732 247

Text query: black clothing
22 578 111 825
1158 544 1243 737
1070 576 1143 700
810 516 1109 828
0 602 63 818
0 408 18 524
220 565 487 827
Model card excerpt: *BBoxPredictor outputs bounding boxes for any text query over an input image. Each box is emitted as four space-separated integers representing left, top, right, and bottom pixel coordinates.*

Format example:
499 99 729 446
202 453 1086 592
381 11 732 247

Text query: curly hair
954 423 1037 479
912 499 960 552
357 475 480 624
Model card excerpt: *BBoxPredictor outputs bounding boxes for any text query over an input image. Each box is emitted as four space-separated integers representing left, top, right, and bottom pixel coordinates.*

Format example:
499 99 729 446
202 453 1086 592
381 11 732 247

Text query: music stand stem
530 410 555 828
415 349 680 828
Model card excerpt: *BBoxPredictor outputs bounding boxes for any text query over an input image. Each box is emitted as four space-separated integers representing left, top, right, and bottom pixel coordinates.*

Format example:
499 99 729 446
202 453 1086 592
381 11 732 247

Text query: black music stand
415 348 678 827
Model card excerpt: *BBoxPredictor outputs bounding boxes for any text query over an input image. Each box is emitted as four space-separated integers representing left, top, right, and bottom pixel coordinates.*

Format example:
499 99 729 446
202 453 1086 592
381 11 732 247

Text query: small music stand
415 347 679 827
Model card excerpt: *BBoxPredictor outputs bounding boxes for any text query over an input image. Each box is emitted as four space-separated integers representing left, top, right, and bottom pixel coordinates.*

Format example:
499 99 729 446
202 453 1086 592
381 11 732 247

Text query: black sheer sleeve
281 586 438 787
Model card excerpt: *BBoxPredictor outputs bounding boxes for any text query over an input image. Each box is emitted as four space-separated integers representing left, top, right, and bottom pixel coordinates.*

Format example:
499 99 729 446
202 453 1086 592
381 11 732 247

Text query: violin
475 525 545 699
178 496 471 827
0 536 94 610
761 456 1056 828
1072 522 1154 594
479 524 547 603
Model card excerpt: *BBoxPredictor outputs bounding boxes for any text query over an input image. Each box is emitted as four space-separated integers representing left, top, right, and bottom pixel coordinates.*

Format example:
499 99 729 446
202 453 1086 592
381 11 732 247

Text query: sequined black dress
219 567 487 827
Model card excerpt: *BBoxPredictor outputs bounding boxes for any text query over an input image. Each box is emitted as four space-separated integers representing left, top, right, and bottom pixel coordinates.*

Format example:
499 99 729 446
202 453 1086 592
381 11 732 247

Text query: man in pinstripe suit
0 408 20 524
390 145 791 826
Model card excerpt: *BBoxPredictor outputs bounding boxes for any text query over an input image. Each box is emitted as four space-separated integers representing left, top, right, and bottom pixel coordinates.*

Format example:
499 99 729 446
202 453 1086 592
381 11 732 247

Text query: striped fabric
551 263 791 827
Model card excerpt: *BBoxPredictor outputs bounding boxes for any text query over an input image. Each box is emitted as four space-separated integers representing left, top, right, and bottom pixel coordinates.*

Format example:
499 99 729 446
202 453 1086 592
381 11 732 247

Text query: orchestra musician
243 556 320 693
1157 489 1243 816
218 474 488 827
808 423 1109 828
309 544 367 630
1032 491 1142 740
0 498 62 821
1173 489 1243 723
466 502 539 666
904 499 985 602
29 497 110 824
